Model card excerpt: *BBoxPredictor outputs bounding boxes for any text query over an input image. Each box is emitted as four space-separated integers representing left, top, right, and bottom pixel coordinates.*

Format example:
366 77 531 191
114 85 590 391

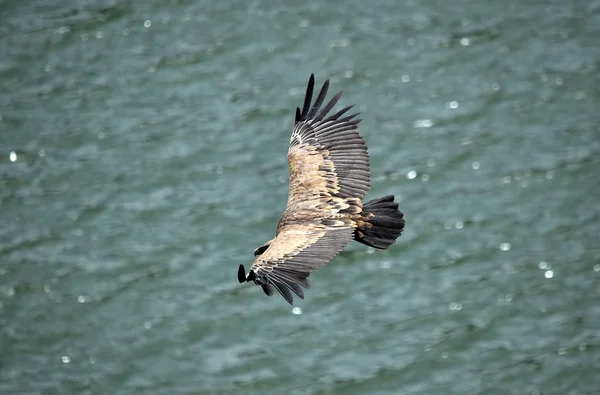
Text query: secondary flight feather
238 74 405 304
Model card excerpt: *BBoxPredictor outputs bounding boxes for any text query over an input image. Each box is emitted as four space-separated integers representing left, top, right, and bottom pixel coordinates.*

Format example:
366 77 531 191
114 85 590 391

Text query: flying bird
238 74 405 304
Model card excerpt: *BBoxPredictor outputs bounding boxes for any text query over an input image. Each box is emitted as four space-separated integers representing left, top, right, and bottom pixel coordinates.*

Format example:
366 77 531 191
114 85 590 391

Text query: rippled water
2 1 599 394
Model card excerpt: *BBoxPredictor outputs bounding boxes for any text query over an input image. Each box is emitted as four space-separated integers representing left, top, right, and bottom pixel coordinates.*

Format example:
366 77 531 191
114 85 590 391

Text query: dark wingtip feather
314 90 343 121
299 74 315 121
295 276 310 289
237 265 246 283
323 104 354 122
307 79 330 119
287 282 304 299
261 284 274 296
295 75 363 125
271 281 294 305
338 112 361 123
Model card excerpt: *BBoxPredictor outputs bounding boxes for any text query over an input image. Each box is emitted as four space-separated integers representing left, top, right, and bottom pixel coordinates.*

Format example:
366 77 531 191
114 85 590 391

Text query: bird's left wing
239 220 354 304
285 74 371 210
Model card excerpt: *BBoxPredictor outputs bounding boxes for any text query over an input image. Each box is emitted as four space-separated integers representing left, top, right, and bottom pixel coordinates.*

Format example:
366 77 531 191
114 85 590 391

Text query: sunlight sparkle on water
545 270 554 279
61 356 71 364
292 307 303 315
538 261 550 270
407 170 417 180
499 242 511 251
9 151 17 162
414 119 434 128
445 100 459 109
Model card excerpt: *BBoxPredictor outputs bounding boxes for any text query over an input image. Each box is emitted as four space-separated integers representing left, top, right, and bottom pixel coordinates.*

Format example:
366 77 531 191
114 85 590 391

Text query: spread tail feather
355 195 405 249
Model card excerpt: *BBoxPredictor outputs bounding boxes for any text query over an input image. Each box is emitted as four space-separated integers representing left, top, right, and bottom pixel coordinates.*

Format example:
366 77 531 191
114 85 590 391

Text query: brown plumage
238 74 405 304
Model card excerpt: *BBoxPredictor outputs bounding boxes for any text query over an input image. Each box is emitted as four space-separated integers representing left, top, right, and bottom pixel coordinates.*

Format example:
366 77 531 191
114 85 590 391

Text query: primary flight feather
238 74 405 304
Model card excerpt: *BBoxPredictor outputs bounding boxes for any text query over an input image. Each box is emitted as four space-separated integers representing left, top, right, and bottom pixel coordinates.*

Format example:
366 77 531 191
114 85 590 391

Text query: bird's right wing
246 219 354 304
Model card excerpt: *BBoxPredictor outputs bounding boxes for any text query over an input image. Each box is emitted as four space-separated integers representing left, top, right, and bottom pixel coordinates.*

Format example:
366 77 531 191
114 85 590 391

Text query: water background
1 0 599 394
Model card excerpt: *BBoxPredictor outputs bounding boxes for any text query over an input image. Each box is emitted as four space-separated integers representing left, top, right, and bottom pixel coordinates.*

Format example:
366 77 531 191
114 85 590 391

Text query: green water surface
1 1 599 394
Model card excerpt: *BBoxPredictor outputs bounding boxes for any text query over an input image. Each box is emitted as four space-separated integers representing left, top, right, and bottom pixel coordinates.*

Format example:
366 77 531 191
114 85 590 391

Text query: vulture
238 74 405 305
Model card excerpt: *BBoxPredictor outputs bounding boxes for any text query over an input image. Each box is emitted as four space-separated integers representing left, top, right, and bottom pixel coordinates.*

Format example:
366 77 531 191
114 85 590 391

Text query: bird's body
238 74 405 304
